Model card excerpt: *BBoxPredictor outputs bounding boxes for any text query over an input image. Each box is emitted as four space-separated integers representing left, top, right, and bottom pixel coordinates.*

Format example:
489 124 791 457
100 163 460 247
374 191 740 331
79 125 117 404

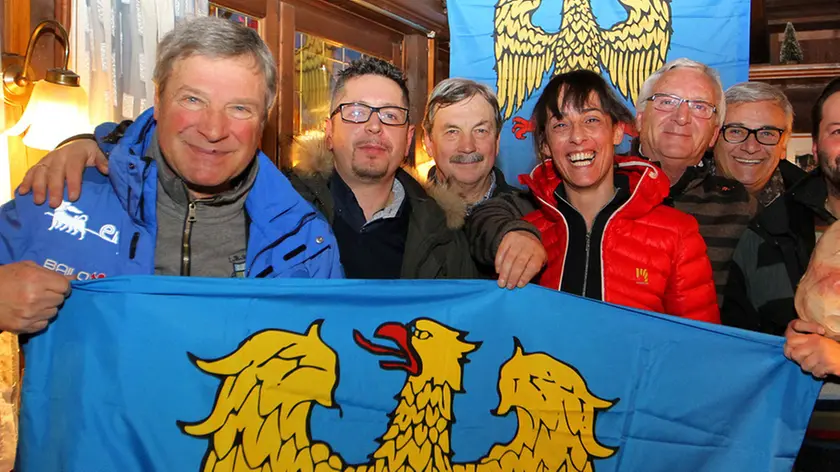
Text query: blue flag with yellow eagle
18 277 819 471
448 0 751 183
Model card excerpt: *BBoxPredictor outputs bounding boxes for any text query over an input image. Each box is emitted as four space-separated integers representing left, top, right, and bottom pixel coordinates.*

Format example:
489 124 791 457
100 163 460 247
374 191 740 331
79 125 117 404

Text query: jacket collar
519 156 668 221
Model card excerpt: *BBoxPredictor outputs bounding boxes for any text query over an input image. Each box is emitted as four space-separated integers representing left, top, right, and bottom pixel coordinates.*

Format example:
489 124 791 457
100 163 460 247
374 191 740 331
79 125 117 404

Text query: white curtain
71 0 209 125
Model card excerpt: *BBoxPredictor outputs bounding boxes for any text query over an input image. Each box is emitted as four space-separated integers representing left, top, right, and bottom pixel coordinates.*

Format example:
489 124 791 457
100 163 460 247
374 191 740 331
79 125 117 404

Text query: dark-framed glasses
721 124 784 146
330 102 409 126
645 93 717 120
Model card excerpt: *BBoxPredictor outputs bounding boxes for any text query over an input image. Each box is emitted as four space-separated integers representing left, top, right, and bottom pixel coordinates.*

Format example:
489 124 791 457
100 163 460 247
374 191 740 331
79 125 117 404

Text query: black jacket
722 169 834 335
286 166 478 280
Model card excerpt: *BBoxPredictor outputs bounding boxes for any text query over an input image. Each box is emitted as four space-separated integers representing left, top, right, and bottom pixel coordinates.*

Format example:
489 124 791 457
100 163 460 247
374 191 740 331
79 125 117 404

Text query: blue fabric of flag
19 277 819 471
448 0 751 185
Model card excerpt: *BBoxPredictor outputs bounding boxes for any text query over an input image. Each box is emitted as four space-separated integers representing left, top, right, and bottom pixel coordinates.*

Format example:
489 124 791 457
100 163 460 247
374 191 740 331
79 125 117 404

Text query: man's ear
154 87 161 121
423 132 435 160
324 118 334 150
707 124 722 148
634 111 644 134
405 125 416 157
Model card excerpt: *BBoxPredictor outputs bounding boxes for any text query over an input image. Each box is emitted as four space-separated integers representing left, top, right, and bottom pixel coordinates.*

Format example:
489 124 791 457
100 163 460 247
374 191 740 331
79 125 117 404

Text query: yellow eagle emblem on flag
494 0 673 120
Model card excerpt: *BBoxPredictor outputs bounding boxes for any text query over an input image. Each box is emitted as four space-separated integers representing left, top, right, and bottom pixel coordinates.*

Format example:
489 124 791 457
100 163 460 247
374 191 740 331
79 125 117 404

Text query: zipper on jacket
181 202 197 276
582 231 592 295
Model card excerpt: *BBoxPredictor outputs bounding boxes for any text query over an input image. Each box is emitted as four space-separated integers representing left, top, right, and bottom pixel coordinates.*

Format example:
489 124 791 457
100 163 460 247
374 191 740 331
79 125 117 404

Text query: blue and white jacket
0 108 343 280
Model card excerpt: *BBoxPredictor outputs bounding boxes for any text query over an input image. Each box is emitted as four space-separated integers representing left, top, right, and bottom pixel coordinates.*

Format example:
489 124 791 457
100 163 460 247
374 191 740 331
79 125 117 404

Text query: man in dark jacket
723 77 840 335
284 57 477 279
713 81 805 208
420 77 543 281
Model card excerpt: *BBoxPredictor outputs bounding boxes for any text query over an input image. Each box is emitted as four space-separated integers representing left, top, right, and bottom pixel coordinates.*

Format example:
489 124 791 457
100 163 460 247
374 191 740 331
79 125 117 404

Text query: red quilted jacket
520 157 720 323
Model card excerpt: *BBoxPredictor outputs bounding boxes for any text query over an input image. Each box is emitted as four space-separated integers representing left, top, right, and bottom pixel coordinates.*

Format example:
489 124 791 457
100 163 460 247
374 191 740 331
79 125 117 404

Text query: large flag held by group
19 277 820 471
448 0 752 184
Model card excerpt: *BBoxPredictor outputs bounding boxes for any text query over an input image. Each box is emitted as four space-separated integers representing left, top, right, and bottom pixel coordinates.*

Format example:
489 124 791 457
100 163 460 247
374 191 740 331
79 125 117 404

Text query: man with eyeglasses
723 78 840 336
714 82 805 207
286 57 477 279
18 56 476 280
634 58 756 304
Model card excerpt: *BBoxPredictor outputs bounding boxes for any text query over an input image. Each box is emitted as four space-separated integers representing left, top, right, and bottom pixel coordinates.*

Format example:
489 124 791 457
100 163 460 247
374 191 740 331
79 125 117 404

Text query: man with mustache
0 17 342 334
421 78 545 281
724 77 840 335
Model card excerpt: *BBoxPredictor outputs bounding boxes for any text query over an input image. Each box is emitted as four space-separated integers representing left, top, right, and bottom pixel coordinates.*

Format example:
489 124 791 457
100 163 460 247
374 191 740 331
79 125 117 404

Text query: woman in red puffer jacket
521 70 719 323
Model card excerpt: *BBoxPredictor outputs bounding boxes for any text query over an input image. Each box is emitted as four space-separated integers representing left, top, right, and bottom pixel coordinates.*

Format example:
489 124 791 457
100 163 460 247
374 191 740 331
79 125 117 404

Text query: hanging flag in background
448 0 751 185
18 277 820 471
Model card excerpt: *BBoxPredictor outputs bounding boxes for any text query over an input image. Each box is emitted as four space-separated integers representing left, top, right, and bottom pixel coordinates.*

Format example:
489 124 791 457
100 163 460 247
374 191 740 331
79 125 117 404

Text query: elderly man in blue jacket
0 17 342 334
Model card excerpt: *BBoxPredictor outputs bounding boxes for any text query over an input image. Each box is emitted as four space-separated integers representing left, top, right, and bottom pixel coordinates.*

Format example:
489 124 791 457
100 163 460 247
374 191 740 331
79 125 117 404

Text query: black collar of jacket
759 170 830 236
778 159 808 191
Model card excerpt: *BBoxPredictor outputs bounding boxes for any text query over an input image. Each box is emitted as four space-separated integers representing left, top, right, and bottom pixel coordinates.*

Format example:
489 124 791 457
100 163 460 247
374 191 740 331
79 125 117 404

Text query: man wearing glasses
634 58 756 304
713 82 805 207
723 78 840 335
287 57 477 279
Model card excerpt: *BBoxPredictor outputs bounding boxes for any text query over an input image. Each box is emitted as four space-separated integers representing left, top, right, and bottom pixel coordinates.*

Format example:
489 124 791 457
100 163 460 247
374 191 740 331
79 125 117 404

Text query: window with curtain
71 0 209 125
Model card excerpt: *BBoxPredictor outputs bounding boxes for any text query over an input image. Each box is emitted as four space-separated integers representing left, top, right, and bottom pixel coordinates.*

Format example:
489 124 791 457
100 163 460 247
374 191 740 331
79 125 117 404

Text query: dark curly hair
531 69 634 158
331 56 410 113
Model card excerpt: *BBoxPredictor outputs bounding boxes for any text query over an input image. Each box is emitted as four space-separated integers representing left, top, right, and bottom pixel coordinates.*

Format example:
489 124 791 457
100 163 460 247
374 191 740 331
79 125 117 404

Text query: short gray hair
153 16 277 119
724 81 794 132
636 57 726 126
423 78 503 137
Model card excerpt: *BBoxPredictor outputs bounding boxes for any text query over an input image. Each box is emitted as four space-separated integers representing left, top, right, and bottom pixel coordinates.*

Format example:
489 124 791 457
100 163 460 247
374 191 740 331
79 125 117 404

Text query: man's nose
741 133 763 154
197 108 229 142
364 112 383 134
673 101 691 125
458 132 477 154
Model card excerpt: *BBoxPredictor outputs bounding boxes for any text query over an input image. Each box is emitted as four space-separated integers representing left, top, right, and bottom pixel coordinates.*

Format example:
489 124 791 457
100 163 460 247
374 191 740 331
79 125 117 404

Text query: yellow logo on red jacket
636 268 649 285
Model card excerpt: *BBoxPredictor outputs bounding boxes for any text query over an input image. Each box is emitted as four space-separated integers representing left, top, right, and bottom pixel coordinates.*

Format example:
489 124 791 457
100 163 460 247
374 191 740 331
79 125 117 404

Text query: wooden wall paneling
297 0 447 39
293 0 403 61
750 0 770 64
403 34 429 167
770 29 840 65
276 1 296 168
217 0 268 18
435 41 449 85
3 0 29 54
261 0 281 166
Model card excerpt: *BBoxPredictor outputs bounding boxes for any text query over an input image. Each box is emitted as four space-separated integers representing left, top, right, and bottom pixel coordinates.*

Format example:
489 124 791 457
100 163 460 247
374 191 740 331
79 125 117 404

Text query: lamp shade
3 80 90 150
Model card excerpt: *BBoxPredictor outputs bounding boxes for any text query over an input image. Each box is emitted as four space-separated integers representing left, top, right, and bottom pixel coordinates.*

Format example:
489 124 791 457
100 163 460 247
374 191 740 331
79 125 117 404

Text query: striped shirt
666 154 757 305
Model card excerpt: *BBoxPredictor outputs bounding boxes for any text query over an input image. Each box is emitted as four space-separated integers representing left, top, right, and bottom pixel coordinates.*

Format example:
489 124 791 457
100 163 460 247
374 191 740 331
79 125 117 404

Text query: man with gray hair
0 16 342 334
635 57 755 303
714 82 804 206
723 77 840 335
422 78 544 281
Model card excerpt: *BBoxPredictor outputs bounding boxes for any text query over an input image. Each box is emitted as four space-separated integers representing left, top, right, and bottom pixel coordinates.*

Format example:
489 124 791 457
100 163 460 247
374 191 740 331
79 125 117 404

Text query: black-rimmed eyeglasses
721 124 784 146
645 93 717 120
330 102 409 126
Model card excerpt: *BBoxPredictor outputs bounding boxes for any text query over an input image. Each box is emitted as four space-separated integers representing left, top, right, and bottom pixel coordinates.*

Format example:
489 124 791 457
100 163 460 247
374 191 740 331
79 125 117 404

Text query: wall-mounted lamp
2 20 90 150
